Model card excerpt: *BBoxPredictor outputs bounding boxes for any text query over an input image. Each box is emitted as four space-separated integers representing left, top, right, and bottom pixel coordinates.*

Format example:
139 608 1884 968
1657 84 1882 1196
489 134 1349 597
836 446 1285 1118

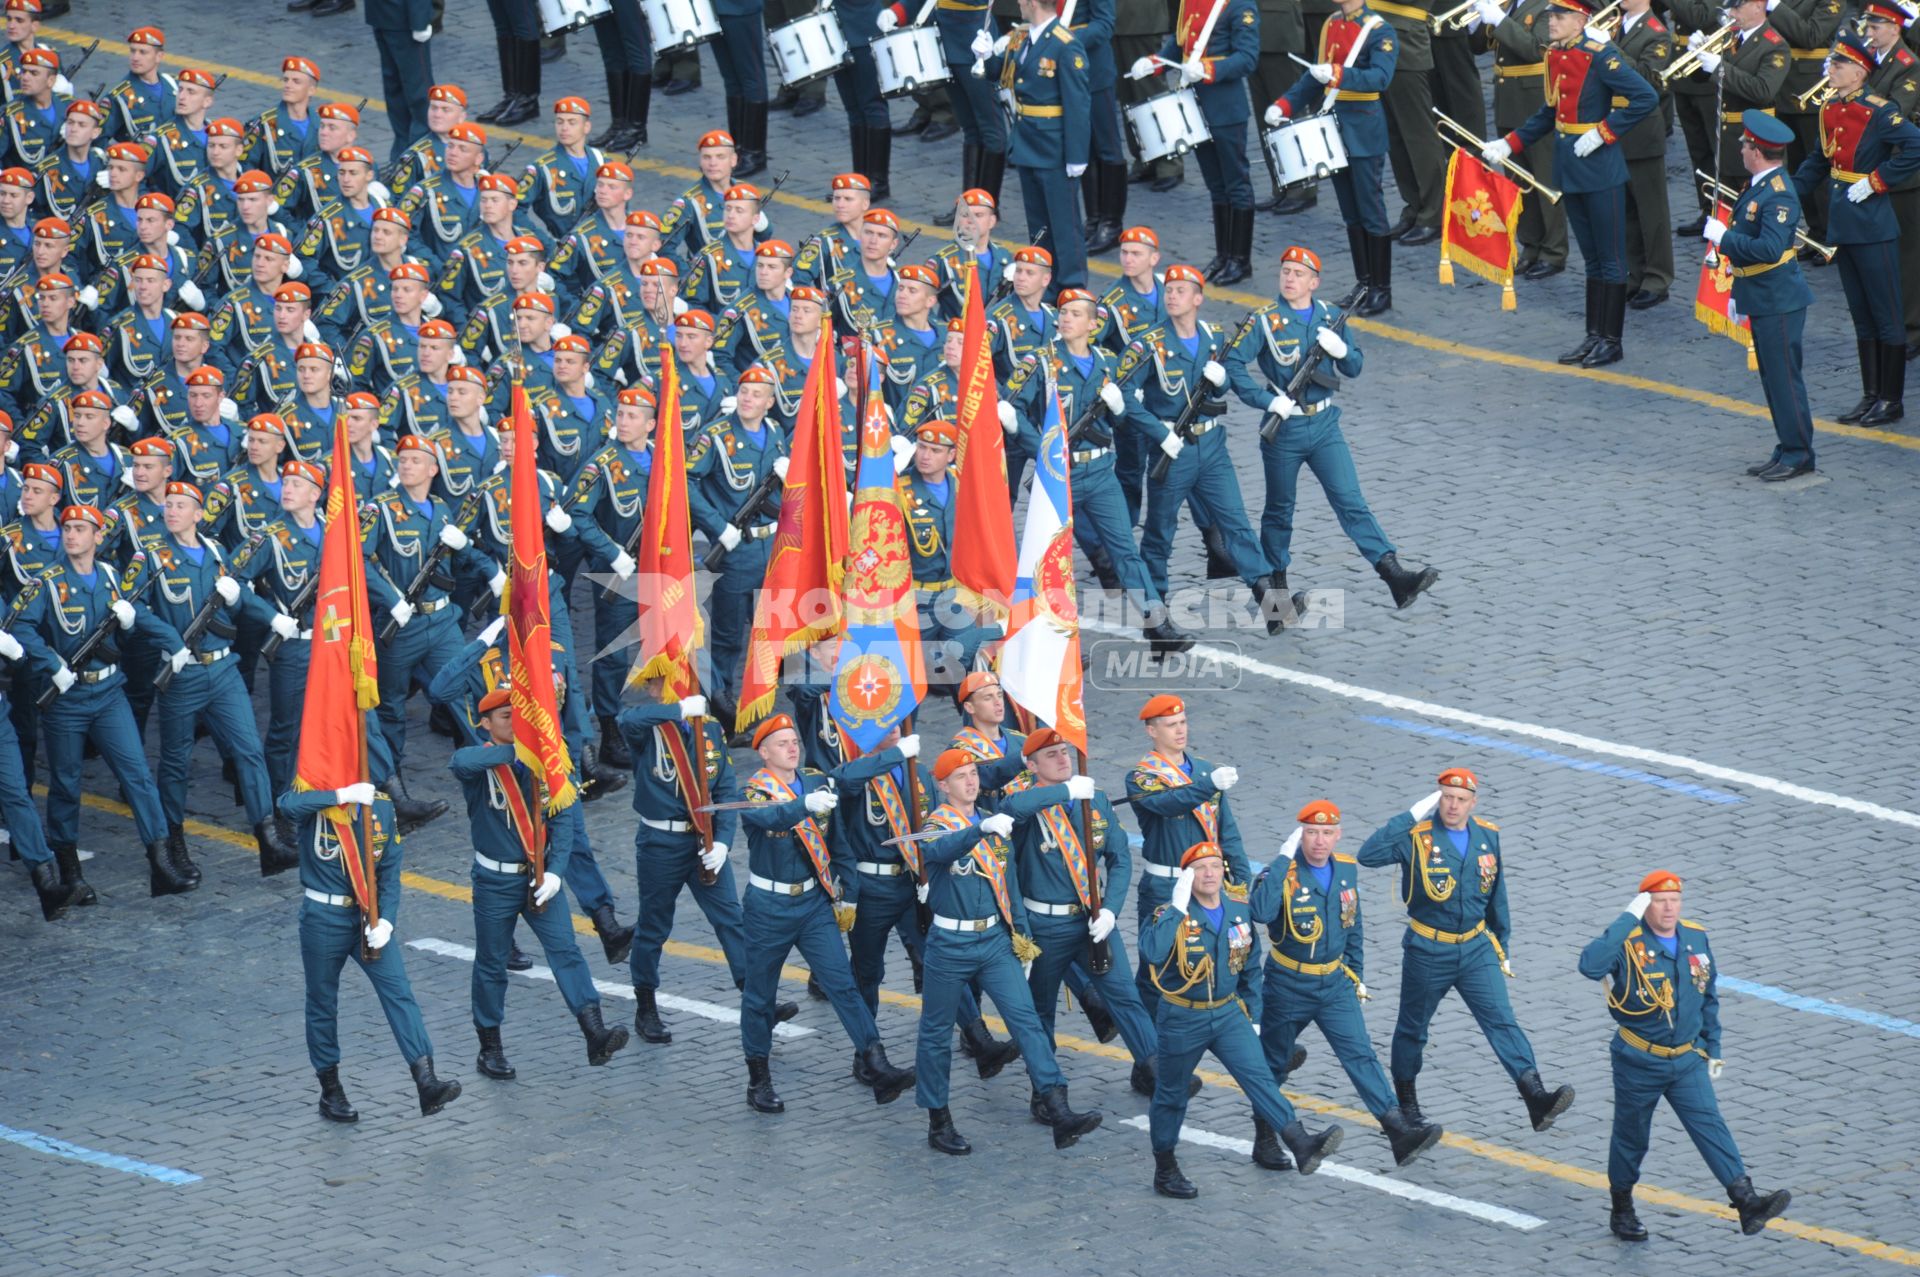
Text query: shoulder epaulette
1333 853 1358 864
1680 919 1707 931
1762 26 1782 42
1647 16 1666 31
1473 816 1499 831
1411 819 1433 833
1054 25 1074 42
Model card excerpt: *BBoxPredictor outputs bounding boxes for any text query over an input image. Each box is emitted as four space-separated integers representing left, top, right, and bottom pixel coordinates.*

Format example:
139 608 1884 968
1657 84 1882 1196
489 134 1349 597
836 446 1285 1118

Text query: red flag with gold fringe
1438 150 1525 311
1694 201 1759 371
950 262 1016 619
631 348 704 701
504 382 578 829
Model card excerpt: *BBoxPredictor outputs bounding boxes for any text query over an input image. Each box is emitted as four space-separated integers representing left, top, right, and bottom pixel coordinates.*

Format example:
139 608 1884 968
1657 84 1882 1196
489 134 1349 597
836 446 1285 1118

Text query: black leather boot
598 714 632 769
1085 540 1122 591
1280 1119 1343 1174
745 1055 785 1112
590 74 629 149
506 943 532 972
1099 159 1128 249
1347 224 1372 295
1202 204 1230 280
975 148 1007 207
495 41 541 126
774 999 799 1022
1727 1175 1791 1235
1128 1056 1200 1098
1153 1147 1198 1198
1395 1076 1422 1124
1610 1186 1648 1241
959 1016 1020 1078
1253 569 1308 635
1517 1068 1574 1131
166 823 202 886
589 903 634 965
736 99 769 177
1202 524 1239 580
52 842 94 906
1144 617 1197 654
475 1024 516 1079
1357 232 1392 315
477 36 517 123
316 1065 358 1122
1251 1116 1293 1170
410 1055 461 1115
1838 338 1879 423
30 859 78 920
1285 1042 1307 1074
1036 1084 1102 1149
1375 551 1439 610
633 985 672 1042
1080 165 1103 242
148 838 196 897
256 820 298 876
1380 1104 1443 1167
927 1105 971 1154
1560 279 1602 364
1212 207 1253 286
1862 342 1906 424
859 1041 914 1104
1079 985 1118 1043
1581 281 1626 367
622 72 652 151
385 772 448 834
907 942 924 993
578 1004 630 1065
867 127 893 202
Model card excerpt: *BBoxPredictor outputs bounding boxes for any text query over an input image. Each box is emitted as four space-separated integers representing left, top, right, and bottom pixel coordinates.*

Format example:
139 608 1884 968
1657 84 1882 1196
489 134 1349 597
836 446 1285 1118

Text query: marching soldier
682 183 771 314
915 748 1106 1155
47 390 132 513
343 391 400 503
793 173 872 291
1223 244 1438 622
1251 801 1442 1170
1578 871 1792 1241
243 56 325 178
311 209 421 351
1793 35 1920 426
82 142 151 276
1615 0 1676 308
433 187 552 331
986 244 1056 488
978 0 1093 290
343 264 432 397
901 324 966 434
896 427 1001 693
271 101 364 227
518 96 604 242
1706 111 1816 479
1485 0 1570 282
3 46 66 171
869 265 946 414
568 211 667 350
453 689 632 1079
1356 767 1577 1133
931 188 1015 321
205 412 294 550
279 727 462 1123
831 208 907 334
0 458 58 772
227 286 312 418
716 240 797 375
0 615 76 920
735 714 918 1112
425 363 499 501
100 26 177 145
1141 841 1343 1197
564 381 648 765
289 147 386 300
395 121 493 268
659 131 739 265
201 186 295 305
387 84 471 196
248 457 328 814
143 67 219 200
134 311 220 440
38 105 106 229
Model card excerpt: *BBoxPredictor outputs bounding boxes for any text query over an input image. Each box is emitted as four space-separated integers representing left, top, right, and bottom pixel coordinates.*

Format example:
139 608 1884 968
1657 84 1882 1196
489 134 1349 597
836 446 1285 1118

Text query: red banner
1694 201 1758 369
1438 150 1525 311
632 348 703 702
950 262 1016 618
505 382 577 826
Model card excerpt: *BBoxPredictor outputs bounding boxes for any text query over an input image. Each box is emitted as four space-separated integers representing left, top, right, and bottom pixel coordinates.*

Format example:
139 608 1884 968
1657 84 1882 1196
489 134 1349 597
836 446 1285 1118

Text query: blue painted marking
0 1123 202 1185
1357 716 1745 805
1717 977 1920 1040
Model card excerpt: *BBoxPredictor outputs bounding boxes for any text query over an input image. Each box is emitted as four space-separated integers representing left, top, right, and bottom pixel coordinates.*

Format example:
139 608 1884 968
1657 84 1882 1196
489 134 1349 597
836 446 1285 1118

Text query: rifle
376 492 483 641
35 559 152 708
2 576 44 698
1147 309 1263 483
63 40 101 87
700 466 783 571
1258 285 1368 444
152 533 269 695
260 504 380 660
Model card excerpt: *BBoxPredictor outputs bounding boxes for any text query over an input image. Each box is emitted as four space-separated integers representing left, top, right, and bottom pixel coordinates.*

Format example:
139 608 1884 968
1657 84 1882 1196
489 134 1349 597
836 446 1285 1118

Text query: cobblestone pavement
1 5 1915 1276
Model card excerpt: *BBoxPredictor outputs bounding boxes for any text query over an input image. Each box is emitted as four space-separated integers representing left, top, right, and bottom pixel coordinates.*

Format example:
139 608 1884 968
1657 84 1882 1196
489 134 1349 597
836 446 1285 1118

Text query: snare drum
538 0 613 35
1123 90 1211 164
769 11 852 89
873 26 949 97
641 0 720 54
1264 114 1349 187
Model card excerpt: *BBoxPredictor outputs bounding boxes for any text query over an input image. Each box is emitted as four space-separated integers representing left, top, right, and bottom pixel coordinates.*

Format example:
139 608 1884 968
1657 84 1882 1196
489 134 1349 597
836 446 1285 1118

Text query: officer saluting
1578 870 1791 1242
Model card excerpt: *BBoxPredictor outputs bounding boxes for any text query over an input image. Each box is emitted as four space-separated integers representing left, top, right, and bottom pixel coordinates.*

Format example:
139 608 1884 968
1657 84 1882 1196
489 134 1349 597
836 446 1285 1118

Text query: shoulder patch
1333 853 1358 864
1680 918 1707 931
1762 26 1781 42
1410 819 1433 833
1473 816 1500 831
1648 16 1665 30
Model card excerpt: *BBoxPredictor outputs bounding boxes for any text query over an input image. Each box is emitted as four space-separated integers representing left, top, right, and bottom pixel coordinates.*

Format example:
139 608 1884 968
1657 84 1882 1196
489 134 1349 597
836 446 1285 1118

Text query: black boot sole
1528 1086 1575 1132
1391 1124 1443 1167
586 1029 630 1066
1051 1112 1102 1150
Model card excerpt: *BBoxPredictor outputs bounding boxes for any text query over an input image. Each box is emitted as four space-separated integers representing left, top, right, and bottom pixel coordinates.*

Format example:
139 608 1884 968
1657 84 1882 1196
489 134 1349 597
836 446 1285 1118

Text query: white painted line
1088 623 1920 831
406 938 816 1039
1118 1116 1547 1231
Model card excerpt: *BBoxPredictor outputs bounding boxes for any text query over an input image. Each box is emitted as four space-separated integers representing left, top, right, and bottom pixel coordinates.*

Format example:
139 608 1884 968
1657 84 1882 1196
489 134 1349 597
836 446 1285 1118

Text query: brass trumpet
1659 20 1738 84
1433 107 1565 203
1795 74 1833 109
1431 0 1617 35
1695 171 1837 261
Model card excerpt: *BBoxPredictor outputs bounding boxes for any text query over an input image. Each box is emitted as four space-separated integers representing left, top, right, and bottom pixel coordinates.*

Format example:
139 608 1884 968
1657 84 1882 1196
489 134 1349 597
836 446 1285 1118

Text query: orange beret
343 391 381 411
177 68 217 91
274 282 313 304
1055 287 1097 308
1021 726 1068 758
233 170 274 195
33 218 71 240
206 118 246 140
1180 841 1224 868
184 366 223 387
788 284 824 304
68 389 111 411
165 480 204 504
723 182 762 203
618 383 656 408
956 671 1000 704
135 192 175 214
247 413 287 437
254 231 293 254
638 256 679 277
677 308 715 333
282 56 321 81
282 459 326 488
1280 245 1322 273
502 234 544 256
697 129 736 150
832 173 872 192
446 365 486 385
476 173 519 196
127 26 165 47
389 262 431 284
553 95 592 115
755 238 795 259
914 419 956 446
897 264 939 289
317 102 358 124
627 209 663 230
596 160 634 182
129 437 175 458
21 462 60 488
106 141 151 164
294 341 333 363
958 188 996 210
512 292 556 314
863 208 900 231
737 364 777 386
1639 870 1682 894
429 83 467 106
1297 799 1341 826
17 48 54 70
1438 768 1478 792
552 334 591 355
172 312 211 332
933 748 976 781
395 434 438 454
478 687 511 714
1163 264 1206 287
0 167 33 189
447 123 487 147
62 332 104 354
372 207 411 228
1120 227 1158 248
752 713 797 750
1013 245 1052 267
60 503 104 529
418 318 458 340
1138 694 1184 720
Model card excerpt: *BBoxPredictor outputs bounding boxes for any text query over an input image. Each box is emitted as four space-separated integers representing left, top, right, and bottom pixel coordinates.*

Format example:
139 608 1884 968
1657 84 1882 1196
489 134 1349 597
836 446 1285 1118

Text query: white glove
804 789 838 814
270 612 300 641
389 599 415 628
1065 775 1096 801
1314 326 1348 359
77 284 100 310
679 694 708 719
1264 102 1284 128
479 614 507 647
302 319 321 342
1267 391 1299 420
177 280 206 311
1201 359 1225 387
877 8 900 30
286 256 303 279
1626 891 1652 919
1695 48 1721 73
1180 59 1207 87
1171 864 1195 914
997 400 1018 434
1002 262 1017 282
544 506 573 533
215 575 240 605
1583 21 1608 41
1157 433 1183 460
980 813 1015 836
1355 981 1371 1001
0 630 20 661
699 842 728 873
610 550 635 579
1308 62 1334 84
219 396 239 422
1481 139 1512 167
772 456 789 481
168 648 193 674
719 395 738 415
1500 957 1516 978
1066 163 1087 179
421 292 443 319
369 181 392 204
753 211 770 234
336 781 378 807
1277 827 1301 861
94 170 110 190
1687 29 1706 48
1707 1058 1724 1079
897 733 920 758
1573 128 1604 158
51 664 76 693
1409 789 1442 820
1210 765 1238 791
1476 0 1505 23
1726 298 1742 327
533 871 562 906
915 879 930 903
437 523 469 551
1089 908 1116 943
889 433 915 473
718 523 742 550
110 598 137 630
1703 217 1727 246
1098 382 1124 414
365 918 395 949
975 29 999 61
488 569 506 597
1848 177 1874 204
110 404 138 430
412 26 433 42
1128 55 1156 80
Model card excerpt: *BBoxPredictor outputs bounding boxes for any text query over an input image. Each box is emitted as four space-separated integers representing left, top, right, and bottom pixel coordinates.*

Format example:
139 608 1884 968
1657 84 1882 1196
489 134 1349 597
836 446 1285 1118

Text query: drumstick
1288 52 1315 69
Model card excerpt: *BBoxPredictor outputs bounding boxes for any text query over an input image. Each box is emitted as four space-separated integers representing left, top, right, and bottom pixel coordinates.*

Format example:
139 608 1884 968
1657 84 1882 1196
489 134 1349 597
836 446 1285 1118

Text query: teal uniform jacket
360 487 493 613
1792 90 1920 244
3 519 63 593
688 414 785 537
204 459 285 547
568 264 649 343
83 199 142 274
919 804 1031 935
827 749 932 900
49 443 133 514
949 723 1030 803
1097 276 1169 351
831 263 899 332
101 73 178 145
1156 0 1261 123
273 394 335 463
1140 894 1259 1008
271 153 342 227
518 145 605 241
146 118 210 200
1506 37 1656 193
4 91 69 171
1124 750 1250 881
295 199 383 298
988 296 1056 380
532 383 615 484
1006 342 1157 451
1279 5 1396 156
105 306 176 386
314 255 437 352
1577 912 1720 1056
792 221 857 290
982 18 1091 169
345 318 423 397
281 786 405 906
12 553 184 680
660 178 729 263
244 105 324 177
1225 297 1363 413
719 288 792 374
397 172 484 268
136 528 279 654
553 208 636 297
615 702 742 845
668 355 737 431
565 442 651 557
740 757 891 890
1356 811 1511 956
871 320 945 415
1250 852 1365 980
449 742 574 880
38 147 106 226
1717 166 1814 316
1001 782 1130 914
930 240 1014 320
682 236 758 314
165 417 242 487
210 281 281 371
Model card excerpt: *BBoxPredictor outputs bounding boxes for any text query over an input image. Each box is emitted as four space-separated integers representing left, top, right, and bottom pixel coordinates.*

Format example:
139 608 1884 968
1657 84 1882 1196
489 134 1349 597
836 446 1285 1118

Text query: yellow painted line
53 787 1917 1265
44 27 1920 457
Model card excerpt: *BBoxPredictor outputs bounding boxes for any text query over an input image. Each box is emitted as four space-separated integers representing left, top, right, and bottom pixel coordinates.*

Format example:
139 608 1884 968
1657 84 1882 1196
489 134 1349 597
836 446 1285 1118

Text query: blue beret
1742 110 1794 147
